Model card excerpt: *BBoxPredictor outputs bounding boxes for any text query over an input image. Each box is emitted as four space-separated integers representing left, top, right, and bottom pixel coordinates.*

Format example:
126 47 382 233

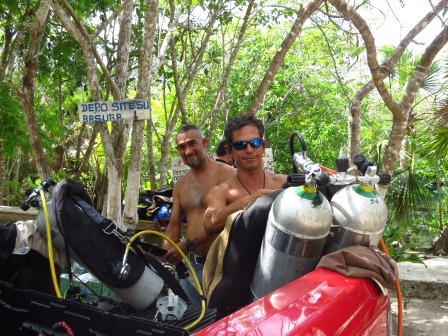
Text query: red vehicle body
1 148 394 336
0 262 390 336
196 268 389 336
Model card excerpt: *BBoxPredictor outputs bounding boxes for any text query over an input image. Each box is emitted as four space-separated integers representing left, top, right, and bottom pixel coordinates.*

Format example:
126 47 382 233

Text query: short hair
224 115 264 144
177 124 203 139
216 140 228 156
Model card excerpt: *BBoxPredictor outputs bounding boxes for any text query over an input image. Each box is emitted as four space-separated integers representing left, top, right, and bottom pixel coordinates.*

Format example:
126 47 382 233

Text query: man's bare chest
179 178 214 210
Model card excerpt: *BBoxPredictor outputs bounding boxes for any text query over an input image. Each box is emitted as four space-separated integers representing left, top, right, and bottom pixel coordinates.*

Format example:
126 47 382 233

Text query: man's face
230 125 264 172
176 130 208 168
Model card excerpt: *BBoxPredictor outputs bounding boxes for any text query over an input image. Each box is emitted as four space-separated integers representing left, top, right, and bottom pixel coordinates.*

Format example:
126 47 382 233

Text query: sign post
78 100 150 123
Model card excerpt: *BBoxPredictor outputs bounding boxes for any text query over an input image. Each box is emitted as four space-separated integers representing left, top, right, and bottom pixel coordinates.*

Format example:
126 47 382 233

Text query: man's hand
249 189 275 203
162 241 188 264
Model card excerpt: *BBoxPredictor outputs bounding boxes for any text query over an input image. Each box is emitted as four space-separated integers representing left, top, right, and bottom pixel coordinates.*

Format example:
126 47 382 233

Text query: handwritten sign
171 148 275 184
78 100 150 123
263 148 274 173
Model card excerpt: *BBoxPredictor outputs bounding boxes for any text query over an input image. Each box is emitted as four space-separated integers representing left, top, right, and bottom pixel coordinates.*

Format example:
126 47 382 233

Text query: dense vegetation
1 0 447 254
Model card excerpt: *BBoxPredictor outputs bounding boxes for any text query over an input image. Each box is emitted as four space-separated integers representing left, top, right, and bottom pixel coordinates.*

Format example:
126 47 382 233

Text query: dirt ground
390 296 448 336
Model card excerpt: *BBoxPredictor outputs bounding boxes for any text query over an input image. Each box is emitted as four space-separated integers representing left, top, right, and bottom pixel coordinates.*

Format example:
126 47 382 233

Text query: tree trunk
247 0 324 116
380 25 448 179
170 38 188 125
206 0 255 140
51 0 127 223
74 124 99 179
429 224 448 256
122 0 159 229
19 0 51 179
1 2 38 83
156 0 221 185
0 142 4 205
328 1 448 206
105 0 134 226
442 226 448 255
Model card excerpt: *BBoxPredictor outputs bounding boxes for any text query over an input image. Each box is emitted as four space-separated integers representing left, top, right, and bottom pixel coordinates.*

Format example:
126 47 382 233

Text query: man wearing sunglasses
203 116 287 236
162 124 236 303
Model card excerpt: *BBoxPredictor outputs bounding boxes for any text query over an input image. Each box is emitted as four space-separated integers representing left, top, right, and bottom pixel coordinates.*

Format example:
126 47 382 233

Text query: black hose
290 132 307 173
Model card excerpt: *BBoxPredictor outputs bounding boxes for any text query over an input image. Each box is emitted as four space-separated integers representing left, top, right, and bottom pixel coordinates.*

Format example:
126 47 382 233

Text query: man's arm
162 184 187 263
203 186 273 235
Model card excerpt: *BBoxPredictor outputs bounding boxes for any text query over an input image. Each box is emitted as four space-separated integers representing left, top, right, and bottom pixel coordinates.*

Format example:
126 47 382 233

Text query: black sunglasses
229 137 263 151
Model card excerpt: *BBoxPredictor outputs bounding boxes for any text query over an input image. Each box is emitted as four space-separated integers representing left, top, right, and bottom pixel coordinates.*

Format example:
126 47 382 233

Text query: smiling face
229 125 265 172
176 129 208 169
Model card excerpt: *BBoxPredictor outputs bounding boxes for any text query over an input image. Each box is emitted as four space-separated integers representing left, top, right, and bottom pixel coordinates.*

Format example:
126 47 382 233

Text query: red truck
0 136 396 335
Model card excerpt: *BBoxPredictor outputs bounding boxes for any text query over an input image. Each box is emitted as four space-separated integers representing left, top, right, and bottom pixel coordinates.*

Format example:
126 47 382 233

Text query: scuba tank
329 154 390 250
250 133 333 299
250 185 332 299
30 179 164 311
250 133 392 299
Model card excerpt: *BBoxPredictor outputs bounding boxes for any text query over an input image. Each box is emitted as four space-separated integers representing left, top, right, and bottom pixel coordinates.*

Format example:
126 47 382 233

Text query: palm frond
426 127 448 159
435 98 448 125
387 169 435 223
420 60 442 94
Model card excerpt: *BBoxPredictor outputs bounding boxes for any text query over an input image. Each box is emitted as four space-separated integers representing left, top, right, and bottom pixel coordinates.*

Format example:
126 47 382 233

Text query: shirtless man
204 116 287 235
215 140 234 166
162 124 235 303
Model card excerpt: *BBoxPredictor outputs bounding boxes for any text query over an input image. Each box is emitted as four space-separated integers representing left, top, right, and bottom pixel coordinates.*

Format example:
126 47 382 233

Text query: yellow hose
39 189 62 298
38 196 205 329
124 230 206 331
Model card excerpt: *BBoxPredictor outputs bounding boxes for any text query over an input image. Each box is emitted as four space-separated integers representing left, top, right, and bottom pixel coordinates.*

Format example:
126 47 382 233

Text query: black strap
50 194 82 298
0 223 17 278
136 240 168 258
56 215 80 299
70 193 189 300
72 196 113 230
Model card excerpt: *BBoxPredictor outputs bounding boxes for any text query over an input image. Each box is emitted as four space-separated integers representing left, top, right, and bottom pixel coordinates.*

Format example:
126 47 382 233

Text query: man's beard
186 154 204 168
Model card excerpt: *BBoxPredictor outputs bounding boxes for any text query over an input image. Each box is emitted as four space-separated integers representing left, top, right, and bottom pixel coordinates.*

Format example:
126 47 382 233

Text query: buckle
191 254 206 264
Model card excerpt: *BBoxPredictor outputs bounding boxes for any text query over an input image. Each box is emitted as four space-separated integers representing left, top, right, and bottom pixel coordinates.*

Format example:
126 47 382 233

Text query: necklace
236 171 266 195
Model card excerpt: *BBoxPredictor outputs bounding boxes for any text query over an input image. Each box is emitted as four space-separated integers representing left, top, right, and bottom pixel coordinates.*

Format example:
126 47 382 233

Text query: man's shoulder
174 172 191 187
268 171 288 186
274 172 287 180
209 159 236 177
209 178 233 196
207 180 231 202
215 160 236 172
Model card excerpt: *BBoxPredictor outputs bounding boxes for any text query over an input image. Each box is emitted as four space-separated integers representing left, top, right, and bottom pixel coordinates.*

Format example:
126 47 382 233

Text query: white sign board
263 148 274 172
171 148 274 184
78 100 150 123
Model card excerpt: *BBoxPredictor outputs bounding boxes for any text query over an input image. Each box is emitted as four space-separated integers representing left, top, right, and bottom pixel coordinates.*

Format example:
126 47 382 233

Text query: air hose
380 237 403 336
123 230 206 331
40 189 62 299
40 188 204 329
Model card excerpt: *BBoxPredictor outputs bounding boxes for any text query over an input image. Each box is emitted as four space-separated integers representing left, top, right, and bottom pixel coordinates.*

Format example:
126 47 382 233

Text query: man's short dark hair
216 140 228 156
224 115 264 144
177 124 203 139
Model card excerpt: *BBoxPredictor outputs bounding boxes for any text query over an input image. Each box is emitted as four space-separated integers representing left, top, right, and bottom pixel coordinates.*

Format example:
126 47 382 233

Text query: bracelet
186 239 196 252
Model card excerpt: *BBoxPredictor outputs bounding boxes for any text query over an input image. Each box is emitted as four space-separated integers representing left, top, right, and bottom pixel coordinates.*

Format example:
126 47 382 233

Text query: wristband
186 239 196 252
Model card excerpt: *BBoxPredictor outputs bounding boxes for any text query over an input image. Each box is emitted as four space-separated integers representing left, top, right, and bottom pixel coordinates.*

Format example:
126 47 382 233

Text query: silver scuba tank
330 183 388 248
36 201 164 311
250 186 333 299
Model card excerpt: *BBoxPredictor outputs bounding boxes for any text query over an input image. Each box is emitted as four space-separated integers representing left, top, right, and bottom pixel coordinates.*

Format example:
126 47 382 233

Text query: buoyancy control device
250 132 392 299
23 179 164 311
